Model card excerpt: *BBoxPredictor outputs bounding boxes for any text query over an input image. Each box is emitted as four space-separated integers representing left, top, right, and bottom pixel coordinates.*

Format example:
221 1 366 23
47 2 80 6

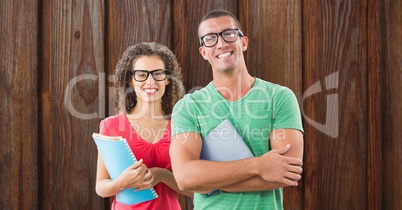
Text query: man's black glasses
200 29 244 47
130 69 169 82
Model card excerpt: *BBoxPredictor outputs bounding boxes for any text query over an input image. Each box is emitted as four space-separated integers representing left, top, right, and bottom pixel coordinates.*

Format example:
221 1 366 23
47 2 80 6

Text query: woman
95 42 191 209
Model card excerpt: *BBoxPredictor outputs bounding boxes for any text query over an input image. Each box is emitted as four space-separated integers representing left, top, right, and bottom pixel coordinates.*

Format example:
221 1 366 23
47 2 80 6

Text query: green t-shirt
172 78 303 210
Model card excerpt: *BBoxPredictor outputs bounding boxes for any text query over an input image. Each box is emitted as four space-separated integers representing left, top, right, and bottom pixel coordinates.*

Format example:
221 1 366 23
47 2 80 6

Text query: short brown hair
198 9 243 37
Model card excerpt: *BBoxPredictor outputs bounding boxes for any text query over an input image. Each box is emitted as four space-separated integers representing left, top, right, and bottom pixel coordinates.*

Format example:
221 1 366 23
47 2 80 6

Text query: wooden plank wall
371 1 402 209
0 0 38 209
40 0 105 209
0 0 401 209
303 0 368 209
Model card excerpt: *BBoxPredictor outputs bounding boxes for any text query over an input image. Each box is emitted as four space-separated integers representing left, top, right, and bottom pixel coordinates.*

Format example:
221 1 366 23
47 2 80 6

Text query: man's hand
256 144 303 186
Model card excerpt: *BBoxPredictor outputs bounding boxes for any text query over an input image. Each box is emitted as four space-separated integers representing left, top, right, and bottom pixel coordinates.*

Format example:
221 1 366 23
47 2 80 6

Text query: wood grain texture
240 0 303 98
380 1 402 209
0 0 38 209
40 0 105 209
367 0 383 209
303 0 368 209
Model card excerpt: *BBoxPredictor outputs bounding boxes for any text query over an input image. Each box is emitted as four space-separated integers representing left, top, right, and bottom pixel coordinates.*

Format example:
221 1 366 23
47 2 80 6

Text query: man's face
198 16 248 73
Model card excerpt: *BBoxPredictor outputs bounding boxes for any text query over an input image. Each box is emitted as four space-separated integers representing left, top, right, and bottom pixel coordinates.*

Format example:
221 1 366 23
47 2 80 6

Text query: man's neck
212 68 255 102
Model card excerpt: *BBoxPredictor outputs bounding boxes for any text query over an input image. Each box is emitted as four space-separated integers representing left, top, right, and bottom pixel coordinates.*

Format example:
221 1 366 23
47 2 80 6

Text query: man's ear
241 36 249 51
199 46 208 60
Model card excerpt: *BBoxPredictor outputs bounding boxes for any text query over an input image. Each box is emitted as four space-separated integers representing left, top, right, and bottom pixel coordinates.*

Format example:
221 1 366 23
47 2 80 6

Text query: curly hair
113 42 185 118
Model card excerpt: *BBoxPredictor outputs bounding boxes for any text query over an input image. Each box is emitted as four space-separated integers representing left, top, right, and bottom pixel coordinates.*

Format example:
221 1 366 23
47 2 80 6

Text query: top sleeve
99 120 110 135
171 96 201 137
272 87 304 133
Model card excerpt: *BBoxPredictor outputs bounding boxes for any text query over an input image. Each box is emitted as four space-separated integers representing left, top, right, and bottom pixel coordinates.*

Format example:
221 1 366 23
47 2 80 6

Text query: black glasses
130 69 169 82
199 29 244 47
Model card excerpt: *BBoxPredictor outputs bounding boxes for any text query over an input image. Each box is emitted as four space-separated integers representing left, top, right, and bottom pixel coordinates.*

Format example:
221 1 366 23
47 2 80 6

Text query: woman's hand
135 169 156 191
115 159 154 190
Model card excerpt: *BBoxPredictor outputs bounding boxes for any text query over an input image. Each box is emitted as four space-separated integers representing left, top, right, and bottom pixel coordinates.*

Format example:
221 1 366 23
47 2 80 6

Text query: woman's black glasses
130 69 168 82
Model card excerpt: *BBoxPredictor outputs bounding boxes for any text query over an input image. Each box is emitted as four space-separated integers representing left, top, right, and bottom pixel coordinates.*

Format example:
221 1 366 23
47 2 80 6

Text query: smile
144 88 157 93
217 52 232 59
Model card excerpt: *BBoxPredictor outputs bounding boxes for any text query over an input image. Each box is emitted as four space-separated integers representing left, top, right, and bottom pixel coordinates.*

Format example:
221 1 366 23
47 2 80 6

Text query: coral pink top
99 112 180 210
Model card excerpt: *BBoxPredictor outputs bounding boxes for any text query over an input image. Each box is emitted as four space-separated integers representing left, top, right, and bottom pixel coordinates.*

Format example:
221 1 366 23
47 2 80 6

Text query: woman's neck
129 101 165 120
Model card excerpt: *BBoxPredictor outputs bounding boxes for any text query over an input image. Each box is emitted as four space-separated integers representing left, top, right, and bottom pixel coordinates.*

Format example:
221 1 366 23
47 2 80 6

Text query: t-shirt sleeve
99 120 109 135
272 87 304 133
171 96 201 137
98 114 121 136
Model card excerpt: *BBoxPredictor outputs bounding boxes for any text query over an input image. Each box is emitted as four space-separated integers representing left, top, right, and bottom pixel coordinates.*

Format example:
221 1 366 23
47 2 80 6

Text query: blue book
200 119 254 196
92 133 158 205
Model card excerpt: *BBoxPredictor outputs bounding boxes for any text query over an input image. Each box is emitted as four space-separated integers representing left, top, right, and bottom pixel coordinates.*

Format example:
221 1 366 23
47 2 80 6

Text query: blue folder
92 133 158 205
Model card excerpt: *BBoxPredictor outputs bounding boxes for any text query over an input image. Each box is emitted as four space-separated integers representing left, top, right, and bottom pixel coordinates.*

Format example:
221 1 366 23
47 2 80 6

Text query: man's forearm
220 176 287 192
174 158 260 192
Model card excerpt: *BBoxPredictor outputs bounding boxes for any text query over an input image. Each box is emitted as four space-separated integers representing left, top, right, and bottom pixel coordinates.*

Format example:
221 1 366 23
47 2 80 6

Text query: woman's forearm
95 179 123 198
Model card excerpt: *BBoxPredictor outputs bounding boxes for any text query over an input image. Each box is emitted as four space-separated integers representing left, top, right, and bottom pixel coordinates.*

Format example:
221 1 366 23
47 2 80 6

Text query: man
170 9 304 209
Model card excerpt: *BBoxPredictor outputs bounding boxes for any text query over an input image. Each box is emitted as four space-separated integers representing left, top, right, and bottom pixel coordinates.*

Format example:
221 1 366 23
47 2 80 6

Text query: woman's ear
129 77 135 87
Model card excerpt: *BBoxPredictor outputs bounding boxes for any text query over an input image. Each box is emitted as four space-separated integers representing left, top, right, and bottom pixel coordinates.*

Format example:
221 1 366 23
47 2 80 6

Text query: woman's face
130 55 169 104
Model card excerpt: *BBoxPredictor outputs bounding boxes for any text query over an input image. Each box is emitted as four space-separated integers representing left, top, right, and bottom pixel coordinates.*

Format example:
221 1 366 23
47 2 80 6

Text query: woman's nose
146 74 156 84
